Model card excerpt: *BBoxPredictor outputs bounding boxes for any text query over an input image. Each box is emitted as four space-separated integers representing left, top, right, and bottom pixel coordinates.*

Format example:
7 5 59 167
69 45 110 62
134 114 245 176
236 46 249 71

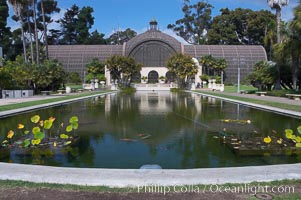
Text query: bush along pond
219 121 301 156
0 115 80 160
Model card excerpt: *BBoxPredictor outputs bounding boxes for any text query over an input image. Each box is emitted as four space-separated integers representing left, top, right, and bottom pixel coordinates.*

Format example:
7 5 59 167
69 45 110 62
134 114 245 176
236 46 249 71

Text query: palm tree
32 0 39 64
267 0 289 44
288 2 301 90
267 0 289 90
8 0 28 62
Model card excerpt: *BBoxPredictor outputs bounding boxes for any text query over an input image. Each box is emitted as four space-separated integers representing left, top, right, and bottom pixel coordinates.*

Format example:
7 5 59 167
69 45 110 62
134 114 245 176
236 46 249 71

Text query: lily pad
66 125 73 132
24 130 30 135
31 115 40 123
31 139 41 145
32 127 41 134
44 120 53 130
71 122 78 130
69 116 78 123
285 131 293 139
64 141 72 146
60 134 69 139
34 131 45 140
22 139 30 148
298 126 301 135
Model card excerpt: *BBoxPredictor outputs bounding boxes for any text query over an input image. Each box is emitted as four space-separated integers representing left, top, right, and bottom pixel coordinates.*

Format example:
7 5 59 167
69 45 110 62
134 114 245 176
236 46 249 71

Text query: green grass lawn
196 91 301 112
0 91 108 112
224 85 258 93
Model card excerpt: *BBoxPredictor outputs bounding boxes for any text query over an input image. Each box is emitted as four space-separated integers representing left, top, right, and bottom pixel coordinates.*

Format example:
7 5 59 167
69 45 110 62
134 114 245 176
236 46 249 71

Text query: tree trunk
292 54 300 90
20 15 28 63
276 8 281 44
274 8 282 90
32 0 39 64
27 12 34 64
41 0 49 59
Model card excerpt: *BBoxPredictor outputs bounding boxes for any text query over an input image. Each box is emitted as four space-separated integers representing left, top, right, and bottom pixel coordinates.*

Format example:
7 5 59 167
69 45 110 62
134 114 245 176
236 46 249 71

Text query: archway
166 71 176 83
148 71 159 83
131 72 141 83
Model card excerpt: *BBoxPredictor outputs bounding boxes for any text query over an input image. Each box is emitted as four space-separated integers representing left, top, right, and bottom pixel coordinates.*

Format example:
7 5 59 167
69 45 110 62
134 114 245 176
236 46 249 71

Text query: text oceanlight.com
137 184 295 195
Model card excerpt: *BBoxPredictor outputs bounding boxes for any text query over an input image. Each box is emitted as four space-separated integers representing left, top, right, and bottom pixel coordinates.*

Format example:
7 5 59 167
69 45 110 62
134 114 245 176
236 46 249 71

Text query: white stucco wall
140 67 168 78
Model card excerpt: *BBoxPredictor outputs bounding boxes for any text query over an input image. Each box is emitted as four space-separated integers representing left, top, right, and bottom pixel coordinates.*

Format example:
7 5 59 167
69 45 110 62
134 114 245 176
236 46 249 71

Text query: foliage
199 55 226 76
59 4 79 44
107 28 137 45
167 0 213 44
67 72 82 84
105 55 142 87
87 30 107 45
0 0 12 59
85 73 106 83
247 61 277 91
159 76 166 80
141 76 147 81
0 57 66 91
85 58 104 79
32 59 67 91
58 4 95 45
76 6 94 44
1 114 79 150
166 53 198 88
207 8 276 46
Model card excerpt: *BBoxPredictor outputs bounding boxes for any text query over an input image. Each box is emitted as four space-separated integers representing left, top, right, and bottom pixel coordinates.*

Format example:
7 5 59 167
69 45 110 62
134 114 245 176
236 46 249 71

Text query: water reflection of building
135 91 172 114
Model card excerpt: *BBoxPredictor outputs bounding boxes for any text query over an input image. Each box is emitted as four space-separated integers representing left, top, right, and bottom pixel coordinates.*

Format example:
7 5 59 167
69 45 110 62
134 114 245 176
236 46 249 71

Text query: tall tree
288 2 301 90
207 8 276 46
76 6 94 44
87 30 107 44
267 0 289 44
0 0 11 59
108 28 137 45
267 0 289 90
59 4 79 44
167 54 198 88
167 0 212 44
37 0 60 59
32 0 39 64
8 0 28 62
105 55 142 87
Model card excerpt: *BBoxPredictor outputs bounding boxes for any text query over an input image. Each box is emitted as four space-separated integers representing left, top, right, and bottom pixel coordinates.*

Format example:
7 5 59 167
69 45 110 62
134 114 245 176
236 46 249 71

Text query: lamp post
237 55 241 94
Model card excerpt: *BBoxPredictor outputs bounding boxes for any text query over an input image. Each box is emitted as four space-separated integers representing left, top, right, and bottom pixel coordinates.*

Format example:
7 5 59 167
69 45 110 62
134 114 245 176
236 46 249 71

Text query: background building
49 20 267 84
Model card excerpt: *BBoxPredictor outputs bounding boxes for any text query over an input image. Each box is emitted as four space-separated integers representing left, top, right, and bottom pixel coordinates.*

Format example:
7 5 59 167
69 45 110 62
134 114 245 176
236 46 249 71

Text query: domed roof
125 25 182 56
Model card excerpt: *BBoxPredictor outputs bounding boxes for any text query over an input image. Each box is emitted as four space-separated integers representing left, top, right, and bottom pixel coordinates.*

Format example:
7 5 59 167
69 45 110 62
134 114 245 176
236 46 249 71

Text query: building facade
48 20 267 84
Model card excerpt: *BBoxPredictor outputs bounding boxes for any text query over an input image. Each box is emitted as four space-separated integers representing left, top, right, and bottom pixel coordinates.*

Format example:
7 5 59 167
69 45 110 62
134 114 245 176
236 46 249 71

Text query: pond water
0 91 301 169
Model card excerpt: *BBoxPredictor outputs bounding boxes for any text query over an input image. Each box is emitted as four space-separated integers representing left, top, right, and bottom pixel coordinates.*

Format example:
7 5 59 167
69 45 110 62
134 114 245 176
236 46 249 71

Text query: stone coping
0 162 301 187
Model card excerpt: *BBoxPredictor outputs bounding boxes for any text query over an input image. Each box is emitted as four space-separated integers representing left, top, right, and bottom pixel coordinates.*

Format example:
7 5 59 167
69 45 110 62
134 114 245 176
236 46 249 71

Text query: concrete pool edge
190 91 301 118
0 162 301 187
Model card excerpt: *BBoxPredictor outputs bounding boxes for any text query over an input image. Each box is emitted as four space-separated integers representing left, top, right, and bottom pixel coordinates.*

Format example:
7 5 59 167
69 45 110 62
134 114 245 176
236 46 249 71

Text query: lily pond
0 91 301 169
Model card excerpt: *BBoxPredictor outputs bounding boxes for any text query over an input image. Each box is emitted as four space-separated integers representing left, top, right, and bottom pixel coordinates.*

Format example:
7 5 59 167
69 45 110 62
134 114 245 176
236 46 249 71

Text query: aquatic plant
1 115 79 149
285 126 301 147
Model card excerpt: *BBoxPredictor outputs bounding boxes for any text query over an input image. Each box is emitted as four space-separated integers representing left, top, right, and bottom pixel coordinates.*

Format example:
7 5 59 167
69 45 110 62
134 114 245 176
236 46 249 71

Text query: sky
7 0 300 39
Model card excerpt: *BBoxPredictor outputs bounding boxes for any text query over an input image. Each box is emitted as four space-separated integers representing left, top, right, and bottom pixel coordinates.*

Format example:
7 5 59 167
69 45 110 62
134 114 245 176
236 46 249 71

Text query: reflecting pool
0 91 301 169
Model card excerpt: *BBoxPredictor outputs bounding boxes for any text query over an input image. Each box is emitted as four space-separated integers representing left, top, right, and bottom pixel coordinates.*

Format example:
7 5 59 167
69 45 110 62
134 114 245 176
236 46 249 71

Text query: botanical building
48 19 267 84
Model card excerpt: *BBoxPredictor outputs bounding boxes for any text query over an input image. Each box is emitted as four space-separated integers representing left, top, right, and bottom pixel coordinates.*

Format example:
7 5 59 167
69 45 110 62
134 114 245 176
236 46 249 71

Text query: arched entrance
166 71 176 83
131 72 141 83
148 71 159 83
